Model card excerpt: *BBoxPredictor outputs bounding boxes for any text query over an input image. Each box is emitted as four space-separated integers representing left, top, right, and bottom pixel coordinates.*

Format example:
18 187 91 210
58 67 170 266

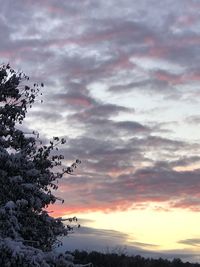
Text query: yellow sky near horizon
66 207 200 252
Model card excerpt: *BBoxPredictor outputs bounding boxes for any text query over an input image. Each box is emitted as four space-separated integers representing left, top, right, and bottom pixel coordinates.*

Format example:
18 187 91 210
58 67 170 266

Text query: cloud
185 115 200 125
48 161 200 215
52 92 95 109
71 103 134 119
30 110 63 122
55 225 200 262
55 224 142 252
2 1 200 261
55 226 131 253
1 0 200 216
178 238 200 247
0 0 198 103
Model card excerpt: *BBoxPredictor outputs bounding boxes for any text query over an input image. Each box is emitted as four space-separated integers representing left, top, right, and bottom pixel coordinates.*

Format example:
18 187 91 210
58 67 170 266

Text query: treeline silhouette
72 250 200 267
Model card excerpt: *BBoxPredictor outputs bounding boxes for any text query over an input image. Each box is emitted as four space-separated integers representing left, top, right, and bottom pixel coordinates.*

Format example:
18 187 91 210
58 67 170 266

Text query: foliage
72 250 200 267
0 64 90 266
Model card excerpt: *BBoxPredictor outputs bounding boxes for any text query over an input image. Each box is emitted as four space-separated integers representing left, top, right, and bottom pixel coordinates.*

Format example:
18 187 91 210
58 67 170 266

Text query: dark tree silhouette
72 250 200 267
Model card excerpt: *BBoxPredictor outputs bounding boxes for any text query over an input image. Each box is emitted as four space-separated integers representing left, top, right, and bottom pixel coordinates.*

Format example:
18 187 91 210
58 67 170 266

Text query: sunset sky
1 0 200 262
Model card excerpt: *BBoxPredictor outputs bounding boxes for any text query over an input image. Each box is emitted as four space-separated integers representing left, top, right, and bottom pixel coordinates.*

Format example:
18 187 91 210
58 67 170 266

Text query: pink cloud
53 93 94 108
147 46 169 58
178 36 200 46
155 70 200 85
23 0 65 15
105 51 135 72
66 96 93 107
47 199 137 217
154 71 183 85
175 15 198 27
144 36 157 46
45 166 200 216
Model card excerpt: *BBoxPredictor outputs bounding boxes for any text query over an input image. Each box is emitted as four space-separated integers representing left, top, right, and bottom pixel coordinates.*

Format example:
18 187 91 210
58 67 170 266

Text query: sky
1 0 200 263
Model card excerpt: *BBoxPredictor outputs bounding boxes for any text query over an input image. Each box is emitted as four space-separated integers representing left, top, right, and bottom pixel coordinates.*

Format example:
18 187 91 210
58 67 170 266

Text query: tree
0 64 92 267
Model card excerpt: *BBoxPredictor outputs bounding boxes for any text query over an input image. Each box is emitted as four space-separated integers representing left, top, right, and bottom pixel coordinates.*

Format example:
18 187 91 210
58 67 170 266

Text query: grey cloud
178 238 200 247
61 136 142 164
57 224 147 253
51 92 95 110
0 0 200 216
0 0 197 101
0 17 12 50
29 110 63 122
57 132 200 187
131 241 159 248
55 225 200 262
109 78 178 96
68 113 151 139
185 115 200 125
109 80 152 93
2 3 200 264
74 227 130 241
74 103 134 119
130 136 187 151
68 103 134 122
55 154 200 212
115 121 150 133
168 156 200 168
55 226 130 253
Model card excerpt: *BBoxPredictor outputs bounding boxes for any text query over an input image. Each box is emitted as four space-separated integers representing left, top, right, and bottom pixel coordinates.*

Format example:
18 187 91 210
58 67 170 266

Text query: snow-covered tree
0 64 92 267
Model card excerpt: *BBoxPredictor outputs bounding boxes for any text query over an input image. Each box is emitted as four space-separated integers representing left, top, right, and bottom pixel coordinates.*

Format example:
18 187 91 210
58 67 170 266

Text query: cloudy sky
2 0 200 262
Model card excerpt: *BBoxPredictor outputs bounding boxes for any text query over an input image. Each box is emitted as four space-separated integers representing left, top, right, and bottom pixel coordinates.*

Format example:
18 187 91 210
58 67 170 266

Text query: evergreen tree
0 64 91 267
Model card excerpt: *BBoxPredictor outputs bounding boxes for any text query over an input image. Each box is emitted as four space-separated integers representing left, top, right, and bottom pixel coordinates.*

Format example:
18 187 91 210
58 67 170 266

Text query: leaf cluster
0 64 81 256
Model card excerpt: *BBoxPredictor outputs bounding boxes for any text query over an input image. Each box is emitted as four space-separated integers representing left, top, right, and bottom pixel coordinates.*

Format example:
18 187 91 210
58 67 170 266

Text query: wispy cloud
178 238 200 247
57 225 200 262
